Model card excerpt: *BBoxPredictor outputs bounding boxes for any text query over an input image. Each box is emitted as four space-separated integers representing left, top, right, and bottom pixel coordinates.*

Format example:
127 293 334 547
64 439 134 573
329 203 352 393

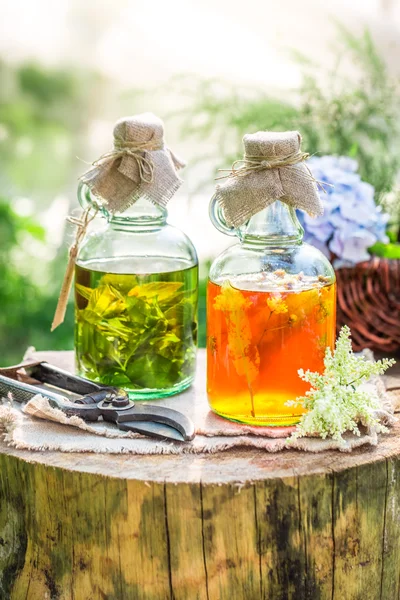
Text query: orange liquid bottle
207 199 336 426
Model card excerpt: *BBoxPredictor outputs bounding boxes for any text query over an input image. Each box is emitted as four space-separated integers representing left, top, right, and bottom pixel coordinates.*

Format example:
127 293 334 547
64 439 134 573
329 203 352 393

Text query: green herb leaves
75 265 198 392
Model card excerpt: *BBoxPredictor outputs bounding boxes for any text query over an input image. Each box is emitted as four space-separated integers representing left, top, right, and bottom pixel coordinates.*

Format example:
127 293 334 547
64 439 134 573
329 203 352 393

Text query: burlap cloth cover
215 131 324 228
81 112 185 213
0 350 396 455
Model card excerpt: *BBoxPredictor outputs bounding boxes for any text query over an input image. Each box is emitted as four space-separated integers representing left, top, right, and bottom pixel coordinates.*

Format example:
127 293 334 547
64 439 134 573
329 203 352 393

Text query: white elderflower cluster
287 326 395 445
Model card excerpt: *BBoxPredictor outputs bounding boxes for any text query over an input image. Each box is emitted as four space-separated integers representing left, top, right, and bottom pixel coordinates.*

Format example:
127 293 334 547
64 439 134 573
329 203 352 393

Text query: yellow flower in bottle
214 282 260 384
214 281 252 312
267 294 288 314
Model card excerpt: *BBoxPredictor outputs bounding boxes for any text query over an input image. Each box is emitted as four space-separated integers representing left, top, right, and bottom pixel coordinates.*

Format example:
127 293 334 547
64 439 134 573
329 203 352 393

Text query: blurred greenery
176 25 400 203
0 201 74 364
0 62 92 198
1 25 400 365
0 61 94 364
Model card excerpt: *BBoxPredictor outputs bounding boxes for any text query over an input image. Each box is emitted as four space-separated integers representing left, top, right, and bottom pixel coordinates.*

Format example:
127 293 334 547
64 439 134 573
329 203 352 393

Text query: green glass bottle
74 114 198 398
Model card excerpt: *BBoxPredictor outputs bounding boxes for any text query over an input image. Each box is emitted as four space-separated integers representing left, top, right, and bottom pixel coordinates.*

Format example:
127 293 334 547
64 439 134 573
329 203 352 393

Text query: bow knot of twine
85 138 164 186
216 150 311 180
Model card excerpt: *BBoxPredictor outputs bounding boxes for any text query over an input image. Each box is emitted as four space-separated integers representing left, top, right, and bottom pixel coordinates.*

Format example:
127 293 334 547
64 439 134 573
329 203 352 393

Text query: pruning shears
0 362 195 442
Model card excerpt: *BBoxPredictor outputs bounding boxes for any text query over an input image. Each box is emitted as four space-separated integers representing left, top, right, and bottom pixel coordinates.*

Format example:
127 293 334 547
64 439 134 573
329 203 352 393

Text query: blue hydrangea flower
298 156 389 267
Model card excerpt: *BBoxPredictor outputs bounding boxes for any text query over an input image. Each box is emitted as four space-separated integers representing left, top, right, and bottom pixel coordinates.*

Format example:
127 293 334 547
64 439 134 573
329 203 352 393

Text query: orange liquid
207 279 336 426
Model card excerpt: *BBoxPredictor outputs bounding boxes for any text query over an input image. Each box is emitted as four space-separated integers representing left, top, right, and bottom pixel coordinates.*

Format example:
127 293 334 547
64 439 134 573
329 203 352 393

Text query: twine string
79 138 164 185
215 150 310 180
66 206 98 255
215 149 332 193
51 207 98 331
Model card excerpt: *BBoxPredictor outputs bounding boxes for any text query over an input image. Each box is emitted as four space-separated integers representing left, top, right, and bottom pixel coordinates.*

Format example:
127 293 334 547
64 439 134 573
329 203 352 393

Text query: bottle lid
215 131 324 228
80 112 185 213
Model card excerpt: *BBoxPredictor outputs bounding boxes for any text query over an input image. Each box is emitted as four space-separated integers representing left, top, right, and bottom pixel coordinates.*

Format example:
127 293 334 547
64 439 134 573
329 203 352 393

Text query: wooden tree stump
1 352 400 599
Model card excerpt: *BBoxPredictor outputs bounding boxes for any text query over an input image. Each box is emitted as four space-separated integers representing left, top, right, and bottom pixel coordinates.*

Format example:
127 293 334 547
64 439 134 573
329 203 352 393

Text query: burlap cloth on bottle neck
80 112 185 213
0 350 396 455
215 131 324 228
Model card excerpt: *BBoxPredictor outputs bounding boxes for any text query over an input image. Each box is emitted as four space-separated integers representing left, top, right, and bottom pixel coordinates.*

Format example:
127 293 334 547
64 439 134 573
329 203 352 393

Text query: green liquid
74 262 198 398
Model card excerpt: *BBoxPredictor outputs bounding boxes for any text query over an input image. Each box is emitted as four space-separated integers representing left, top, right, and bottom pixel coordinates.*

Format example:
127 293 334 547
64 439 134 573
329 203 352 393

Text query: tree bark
1 429 400 599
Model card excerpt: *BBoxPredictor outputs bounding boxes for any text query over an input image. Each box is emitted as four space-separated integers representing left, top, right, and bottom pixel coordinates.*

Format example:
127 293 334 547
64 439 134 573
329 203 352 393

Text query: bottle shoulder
209 242 335 283
77 221 198 273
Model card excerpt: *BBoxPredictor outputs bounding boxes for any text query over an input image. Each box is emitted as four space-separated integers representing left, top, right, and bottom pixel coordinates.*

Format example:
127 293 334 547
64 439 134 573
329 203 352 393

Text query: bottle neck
108 197 168 231
78 183 168 232
239 200 303 248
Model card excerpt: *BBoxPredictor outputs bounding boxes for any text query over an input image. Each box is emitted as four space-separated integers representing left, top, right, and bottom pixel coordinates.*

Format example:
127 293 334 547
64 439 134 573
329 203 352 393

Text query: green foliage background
0 62 94 363
177 26 400 202
1 27 400 364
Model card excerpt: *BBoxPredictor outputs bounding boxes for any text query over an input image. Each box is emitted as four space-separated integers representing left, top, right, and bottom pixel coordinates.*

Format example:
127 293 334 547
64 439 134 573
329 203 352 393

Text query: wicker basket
336 257 400 352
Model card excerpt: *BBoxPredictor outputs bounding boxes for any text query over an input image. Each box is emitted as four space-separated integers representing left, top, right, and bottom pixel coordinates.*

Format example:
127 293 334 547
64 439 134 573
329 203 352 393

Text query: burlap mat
0 350 396 455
